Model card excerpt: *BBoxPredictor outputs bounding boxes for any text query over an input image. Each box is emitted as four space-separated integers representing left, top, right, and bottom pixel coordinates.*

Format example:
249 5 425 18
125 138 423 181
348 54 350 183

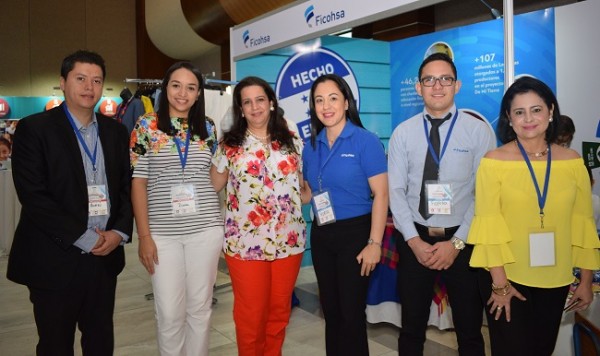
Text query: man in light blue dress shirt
388 53 495 356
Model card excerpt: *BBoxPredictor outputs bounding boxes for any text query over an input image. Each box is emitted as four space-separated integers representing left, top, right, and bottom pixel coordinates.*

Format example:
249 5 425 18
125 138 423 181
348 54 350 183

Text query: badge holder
88 184 108 216
528 226 556 267
425 180 453 215
170 184 197 216
311 189 336 226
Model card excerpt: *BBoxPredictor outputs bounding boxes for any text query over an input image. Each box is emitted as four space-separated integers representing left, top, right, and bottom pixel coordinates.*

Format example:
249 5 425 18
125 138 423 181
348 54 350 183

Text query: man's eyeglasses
420 76 456 87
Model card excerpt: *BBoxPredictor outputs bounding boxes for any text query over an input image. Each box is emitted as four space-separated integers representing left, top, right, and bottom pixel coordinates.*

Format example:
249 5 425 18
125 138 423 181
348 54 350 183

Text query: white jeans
151 226 223 356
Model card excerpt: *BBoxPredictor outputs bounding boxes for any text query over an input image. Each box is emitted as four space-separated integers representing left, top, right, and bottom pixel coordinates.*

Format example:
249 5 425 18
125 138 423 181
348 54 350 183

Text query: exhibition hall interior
1 0 598 355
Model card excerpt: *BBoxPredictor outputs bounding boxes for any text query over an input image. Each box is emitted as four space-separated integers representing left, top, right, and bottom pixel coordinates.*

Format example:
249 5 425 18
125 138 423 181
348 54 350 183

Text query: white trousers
151 226 223 356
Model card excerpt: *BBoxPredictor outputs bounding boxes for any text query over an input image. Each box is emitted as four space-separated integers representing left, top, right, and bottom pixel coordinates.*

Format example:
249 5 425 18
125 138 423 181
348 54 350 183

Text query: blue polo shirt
303 121 387 220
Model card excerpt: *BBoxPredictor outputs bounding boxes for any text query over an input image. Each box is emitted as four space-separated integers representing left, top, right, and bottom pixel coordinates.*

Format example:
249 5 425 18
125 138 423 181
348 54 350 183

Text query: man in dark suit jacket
7 50 133 356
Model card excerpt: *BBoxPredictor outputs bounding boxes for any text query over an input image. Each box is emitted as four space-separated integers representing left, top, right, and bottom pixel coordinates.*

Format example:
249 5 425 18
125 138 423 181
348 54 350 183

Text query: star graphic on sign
301 94 308 103
305 108 311 117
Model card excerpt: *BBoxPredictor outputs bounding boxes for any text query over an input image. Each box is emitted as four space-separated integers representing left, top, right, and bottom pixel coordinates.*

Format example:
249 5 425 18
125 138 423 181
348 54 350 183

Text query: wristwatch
450 237 465 250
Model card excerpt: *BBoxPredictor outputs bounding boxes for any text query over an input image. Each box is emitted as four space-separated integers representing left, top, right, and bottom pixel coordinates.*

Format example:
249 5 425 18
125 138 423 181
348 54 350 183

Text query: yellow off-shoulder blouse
468 157 600 288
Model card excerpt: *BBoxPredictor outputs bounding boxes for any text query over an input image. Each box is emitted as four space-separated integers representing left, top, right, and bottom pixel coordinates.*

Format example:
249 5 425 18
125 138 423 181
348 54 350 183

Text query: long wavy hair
497 76 560 144
308 74 364 148
156 61 208 139
222 76 296 153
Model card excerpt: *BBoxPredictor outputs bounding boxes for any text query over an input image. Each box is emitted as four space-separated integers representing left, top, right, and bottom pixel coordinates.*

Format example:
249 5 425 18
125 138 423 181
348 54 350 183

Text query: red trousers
225 253 303 356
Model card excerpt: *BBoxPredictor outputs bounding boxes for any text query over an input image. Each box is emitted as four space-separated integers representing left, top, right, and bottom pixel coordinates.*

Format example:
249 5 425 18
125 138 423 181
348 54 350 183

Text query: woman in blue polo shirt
303 73 388 355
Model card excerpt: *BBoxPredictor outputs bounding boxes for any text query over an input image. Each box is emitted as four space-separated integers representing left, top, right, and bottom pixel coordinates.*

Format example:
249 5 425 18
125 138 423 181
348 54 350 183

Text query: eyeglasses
420 76 456 87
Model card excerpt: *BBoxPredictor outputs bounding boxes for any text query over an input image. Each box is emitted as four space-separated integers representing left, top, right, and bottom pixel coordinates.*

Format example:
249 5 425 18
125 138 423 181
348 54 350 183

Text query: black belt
414 223 459 238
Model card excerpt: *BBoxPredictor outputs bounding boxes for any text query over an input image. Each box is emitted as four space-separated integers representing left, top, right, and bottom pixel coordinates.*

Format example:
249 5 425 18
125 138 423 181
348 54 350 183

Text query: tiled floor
0 236 488 355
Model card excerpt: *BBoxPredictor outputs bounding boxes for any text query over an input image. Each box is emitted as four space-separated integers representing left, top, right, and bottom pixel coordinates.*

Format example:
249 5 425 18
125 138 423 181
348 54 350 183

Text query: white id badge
170 184 196 216
425 181 452 215
88 185 109 216
529 231 556 267
312 190 336 226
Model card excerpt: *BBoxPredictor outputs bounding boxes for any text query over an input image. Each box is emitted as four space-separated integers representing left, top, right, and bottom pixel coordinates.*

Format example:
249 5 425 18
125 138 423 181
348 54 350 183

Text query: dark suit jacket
7 104 133 290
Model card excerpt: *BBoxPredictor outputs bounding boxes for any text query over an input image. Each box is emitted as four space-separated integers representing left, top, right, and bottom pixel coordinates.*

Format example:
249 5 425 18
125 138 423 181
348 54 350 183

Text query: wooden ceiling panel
181 0 293 45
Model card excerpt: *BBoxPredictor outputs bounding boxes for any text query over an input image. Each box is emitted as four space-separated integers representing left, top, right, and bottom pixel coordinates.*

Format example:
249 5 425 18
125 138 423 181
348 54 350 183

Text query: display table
0 169 20 256
366 218 454 329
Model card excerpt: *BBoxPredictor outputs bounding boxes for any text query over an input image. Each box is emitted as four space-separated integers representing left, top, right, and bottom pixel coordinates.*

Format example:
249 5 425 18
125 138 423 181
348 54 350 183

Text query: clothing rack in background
124 78 162 84
205 78 237 86
204 78 237 95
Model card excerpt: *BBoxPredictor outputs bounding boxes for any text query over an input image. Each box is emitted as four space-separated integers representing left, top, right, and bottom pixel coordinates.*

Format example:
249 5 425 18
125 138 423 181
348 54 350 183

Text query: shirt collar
316 120 359 144
66 107 98 131
422 104 457 122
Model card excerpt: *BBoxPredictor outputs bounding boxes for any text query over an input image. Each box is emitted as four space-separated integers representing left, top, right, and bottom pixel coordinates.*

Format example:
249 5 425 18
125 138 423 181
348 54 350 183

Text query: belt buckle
428 227 445 237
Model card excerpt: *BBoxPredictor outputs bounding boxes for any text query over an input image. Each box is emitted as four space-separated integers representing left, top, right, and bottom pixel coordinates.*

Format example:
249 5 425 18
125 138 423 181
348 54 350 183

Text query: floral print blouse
212 133 306 261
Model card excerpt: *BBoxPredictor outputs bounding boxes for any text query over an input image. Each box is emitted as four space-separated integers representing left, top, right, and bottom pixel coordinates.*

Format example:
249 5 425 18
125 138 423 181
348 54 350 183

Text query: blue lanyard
316 132 340 192
422 111 459 169
173 128 191 179
63 105 99 175
516 140 551 228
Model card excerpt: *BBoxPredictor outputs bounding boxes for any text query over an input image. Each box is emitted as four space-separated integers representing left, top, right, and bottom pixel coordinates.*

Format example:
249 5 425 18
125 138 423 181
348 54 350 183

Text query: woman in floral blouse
211 76 310 355
130 61 223 356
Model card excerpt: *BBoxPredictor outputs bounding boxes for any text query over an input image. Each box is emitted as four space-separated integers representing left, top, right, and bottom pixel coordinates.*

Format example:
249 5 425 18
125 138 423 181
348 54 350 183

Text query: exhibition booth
0 0 598 353
229 0 600 354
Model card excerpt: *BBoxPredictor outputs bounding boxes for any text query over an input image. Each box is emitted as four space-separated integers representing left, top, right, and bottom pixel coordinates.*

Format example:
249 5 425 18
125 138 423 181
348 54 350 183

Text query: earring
509 122 513 127
270 106 274 111
241 113 245 118
549 117 553 122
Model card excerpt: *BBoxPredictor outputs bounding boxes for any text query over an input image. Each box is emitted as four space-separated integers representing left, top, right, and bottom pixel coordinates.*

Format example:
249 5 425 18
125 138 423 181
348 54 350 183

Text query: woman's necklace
247 128 270 141
514 140 549 158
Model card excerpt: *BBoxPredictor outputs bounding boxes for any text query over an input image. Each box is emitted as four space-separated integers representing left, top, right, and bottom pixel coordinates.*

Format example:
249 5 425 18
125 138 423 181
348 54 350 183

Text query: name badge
88 184 108 216
171 184 196 216
529 231 555 267
312 190 336 226
425 181 452 215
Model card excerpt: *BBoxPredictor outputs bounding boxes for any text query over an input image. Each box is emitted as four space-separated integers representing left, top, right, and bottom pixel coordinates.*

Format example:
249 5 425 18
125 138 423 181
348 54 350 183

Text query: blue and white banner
275 47 359 141
231 0 446 60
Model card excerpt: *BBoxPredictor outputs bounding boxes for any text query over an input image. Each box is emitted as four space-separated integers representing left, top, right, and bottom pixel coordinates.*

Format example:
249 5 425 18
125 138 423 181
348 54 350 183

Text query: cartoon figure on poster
425 41 454 61
275 47 360 141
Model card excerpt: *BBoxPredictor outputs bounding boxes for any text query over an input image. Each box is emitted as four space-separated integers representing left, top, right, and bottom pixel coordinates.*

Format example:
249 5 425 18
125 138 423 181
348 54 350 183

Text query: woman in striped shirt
130 61 223 356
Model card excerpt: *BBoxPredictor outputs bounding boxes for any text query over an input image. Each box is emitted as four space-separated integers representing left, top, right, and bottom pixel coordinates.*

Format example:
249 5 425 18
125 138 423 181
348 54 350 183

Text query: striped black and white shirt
130 113 222 236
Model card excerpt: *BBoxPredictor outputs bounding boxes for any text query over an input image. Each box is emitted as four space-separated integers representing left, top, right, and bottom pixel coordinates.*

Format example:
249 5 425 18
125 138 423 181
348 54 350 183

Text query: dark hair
0 137 11 150
222 76 295 152
309 74 364 148
156 61 208 139
60 50 106 80
418 52 457 80
556 114 576 147
497 76 560 144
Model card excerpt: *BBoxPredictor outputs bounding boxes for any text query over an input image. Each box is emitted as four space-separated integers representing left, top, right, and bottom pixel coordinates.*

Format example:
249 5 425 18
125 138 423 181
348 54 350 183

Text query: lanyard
316 132 341 192
63 105 99 183
422 111 459 169
516 140 551 228
173 128 191 181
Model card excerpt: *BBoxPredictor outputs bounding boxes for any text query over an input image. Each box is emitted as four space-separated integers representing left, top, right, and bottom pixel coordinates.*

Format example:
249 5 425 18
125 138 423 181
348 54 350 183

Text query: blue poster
390 9 556 130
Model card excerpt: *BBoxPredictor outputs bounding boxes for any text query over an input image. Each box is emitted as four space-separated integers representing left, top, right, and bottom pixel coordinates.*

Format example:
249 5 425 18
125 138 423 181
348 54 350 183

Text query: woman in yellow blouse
468 76 600 356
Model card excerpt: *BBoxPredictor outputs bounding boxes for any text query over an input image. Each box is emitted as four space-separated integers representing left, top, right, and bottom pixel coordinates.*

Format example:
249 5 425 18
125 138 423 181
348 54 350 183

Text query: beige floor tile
0 237 484 355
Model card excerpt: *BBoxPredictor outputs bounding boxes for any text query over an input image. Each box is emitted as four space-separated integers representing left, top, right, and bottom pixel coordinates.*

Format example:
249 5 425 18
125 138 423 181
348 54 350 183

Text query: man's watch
450 237 465 250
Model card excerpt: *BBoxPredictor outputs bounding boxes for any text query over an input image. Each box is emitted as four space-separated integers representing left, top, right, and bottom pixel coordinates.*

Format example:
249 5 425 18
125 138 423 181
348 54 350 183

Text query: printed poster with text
390 9 556 131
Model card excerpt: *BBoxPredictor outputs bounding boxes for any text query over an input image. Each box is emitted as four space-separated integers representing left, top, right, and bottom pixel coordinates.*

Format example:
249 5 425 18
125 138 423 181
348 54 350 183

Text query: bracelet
491 281 512 296
367 238 381 246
